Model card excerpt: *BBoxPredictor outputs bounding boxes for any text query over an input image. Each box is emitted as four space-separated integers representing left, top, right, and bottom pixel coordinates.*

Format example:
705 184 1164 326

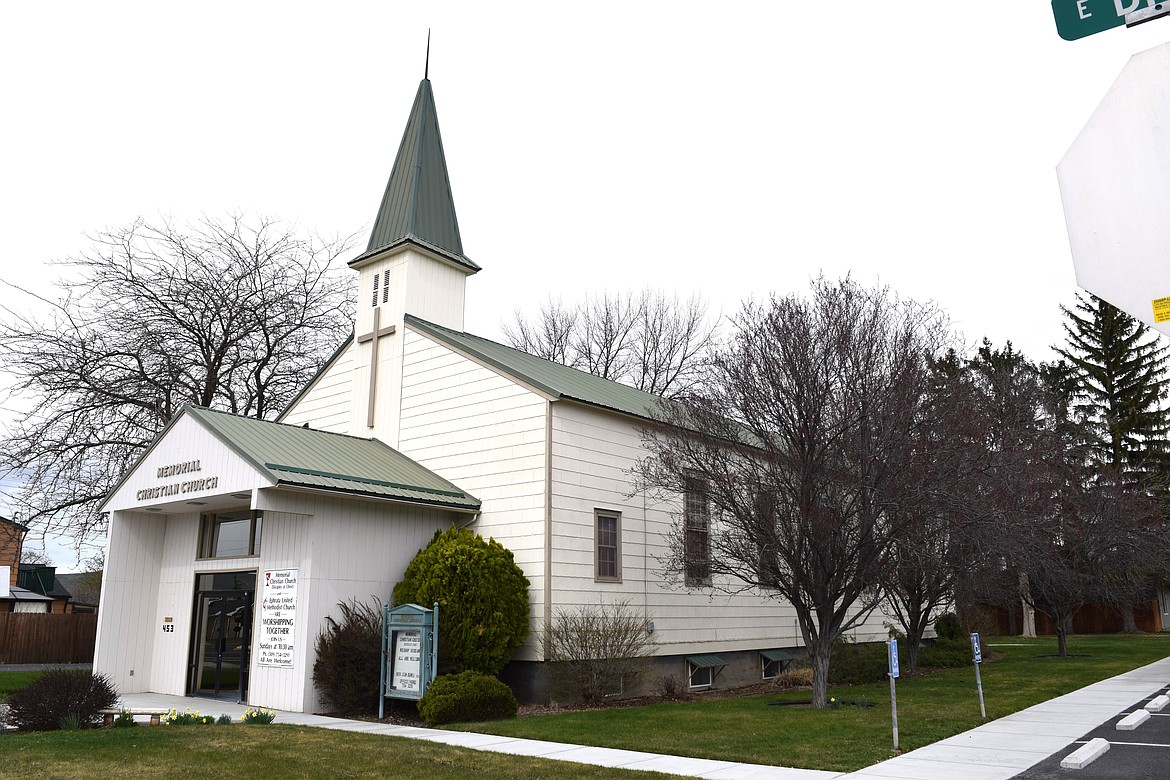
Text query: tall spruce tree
1057 292 1170 482
1056 292 1170 631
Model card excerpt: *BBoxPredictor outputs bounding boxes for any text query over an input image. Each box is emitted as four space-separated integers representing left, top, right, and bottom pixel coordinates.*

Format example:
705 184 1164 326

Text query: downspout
544 400 553 658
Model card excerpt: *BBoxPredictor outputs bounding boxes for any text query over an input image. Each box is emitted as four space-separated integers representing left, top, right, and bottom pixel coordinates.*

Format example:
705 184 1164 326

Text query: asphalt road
1014 690 1170 780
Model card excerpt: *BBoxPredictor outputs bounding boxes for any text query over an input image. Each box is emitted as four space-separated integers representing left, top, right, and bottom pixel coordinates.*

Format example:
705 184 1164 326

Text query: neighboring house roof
0 515 29 533
405 315 666 422
351 78 478 273
0 585 53 603
102 406 480 513
56 572 102 607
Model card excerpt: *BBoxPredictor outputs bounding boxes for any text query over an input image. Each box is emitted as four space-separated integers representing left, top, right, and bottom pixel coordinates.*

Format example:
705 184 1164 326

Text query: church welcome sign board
257 568 298 668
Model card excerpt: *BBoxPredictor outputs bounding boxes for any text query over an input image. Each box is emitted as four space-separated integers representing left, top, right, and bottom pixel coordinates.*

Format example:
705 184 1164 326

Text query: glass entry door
188 572 255 701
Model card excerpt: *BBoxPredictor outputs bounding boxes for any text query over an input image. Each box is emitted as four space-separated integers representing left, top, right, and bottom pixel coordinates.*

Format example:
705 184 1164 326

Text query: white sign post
1059 42 1170 337
971 632 986 719
256 568 298 668
888 638 900 751
392 629 423 694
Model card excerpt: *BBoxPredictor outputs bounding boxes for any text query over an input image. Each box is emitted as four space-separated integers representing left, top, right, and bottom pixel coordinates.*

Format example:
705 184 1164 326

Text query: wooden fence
0 612 97 664
979 600 1163 636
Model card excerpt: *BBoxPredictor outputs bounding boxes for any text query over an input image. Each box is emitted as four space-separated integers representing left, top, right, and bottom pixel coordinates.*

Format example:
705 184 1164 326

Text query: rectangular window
595 510 621 582
382 272 390 303
371 273 380 307
198 511 262 559
754 490 781 588
762 657 781 680
684 475 710 586
688 662 712 689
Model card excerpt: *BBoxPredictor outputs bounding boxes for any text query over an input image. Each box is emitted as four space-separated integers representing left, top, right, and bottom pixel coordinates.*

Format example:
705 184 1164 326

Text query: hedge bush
6 670 118 731
416 670 518 727
393 527 530 676
312 598 383 714
827 639 892 685
934 612 963 641
919 637 974 669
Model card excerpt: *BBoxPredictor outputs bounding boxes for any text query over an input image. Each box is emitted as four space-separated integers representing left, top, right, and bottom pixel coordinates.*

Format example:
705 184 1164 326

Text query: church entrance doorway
187 571 255 701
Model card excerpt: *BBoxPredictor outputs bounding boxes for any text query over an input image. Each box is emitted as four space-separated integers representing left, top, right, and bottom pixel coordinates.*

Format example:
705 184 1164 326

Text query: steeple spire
354 76 478 272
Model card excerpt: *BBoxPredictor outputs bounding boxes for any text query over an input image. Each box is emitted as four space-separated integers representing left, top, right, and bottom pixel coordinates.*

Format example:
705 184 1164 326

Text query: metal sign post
888 638 900 751
971 632 986 719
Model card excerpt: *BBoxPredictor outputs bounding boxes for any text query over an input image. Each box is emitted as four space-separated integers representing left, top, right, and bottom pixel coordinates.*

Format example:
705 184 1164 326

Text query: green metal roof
685 654 727 669
185 407 479 510
353 79 478 273
760 648 799 662
405 315 667 422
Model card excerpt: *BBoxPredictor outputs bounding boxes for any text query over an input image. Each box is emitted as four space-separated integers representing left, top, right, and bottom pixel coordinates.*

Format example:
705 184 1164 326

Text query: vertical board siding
399 330 547 659
93 511 166 695
101 488 450 713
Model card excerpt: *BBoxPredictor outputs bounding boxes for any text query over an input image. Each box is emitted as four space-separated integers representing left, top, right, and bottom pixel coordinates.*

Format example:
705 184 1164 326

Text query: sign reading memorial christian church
257 569 298 668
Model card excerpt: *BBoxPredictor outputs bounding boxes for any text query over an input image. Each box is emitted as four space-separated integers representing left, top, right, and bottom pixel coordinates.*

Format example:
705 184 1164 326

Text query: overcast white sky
3 2 1169 567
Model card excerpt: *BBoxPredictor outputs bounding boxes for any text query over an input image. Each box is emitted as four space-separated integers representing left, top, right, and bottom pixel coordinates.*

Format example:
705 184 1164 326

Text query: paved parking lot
1014 686 1170 779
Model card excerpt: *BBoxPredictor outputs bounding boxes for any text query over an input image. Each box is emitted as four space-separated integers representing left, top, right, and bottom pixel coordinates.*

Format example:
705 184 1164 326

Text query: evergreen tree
1056 292 1170 482
1056 293 1170 631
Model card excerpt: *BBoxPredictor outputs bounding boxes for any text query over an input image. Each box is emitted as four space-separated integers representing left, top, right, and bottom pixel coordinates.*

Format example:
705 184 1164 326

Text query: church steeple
352 78 479 272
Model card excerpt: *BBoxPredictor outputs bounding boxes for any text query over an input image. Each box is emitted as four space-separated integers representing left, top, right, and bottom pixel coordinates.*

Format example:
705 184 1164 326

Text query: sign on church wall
257 568 298 668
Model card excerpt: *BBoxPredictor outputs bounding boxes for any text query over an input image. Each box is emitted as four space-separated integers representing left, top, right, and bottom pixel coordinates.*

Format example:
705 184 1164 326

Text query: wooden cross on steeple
357 307 396 428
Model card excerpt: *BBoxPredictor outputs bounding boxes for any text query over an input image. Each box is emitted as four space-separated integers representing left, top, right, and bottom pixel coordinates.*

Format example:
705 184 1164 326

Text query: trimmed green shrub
393 527 531 676
6 670 118 731
312 598 383 714
416 671 518 727
827 639 891 685
919 638 974 669
934 612 963 641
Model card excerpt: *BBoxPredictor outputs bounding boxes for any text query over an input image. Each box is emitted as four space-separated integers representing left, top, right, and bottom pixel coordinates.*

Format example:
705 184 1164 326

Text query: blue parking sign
888 638 900 678
972 632 982 664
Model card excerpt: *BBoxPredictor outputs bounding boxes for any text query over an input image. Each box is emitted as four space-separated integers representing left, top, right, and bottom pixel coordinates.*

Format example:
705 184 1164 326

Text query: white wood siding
548 401 892 658
398 329 547 659
280 343 356 434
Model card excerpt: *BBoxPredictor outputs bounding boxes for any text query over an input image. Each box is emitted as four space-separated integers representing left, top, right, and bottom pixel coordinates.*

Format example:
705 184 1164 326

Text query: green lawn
458 634 1170 772
2 725 675 779
3 635 1169 776
0 670 44 700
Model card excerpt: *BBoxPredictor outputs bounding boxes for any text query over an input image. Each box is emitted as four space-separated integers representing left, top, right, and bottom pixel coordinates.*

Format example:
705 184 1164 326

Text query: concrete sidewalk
111 655 1170 780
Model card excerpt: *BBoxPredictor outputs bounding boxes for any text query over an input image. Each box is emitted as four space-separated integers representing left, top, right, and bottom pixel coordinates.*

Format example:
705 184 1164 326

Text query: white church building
94 76 889 713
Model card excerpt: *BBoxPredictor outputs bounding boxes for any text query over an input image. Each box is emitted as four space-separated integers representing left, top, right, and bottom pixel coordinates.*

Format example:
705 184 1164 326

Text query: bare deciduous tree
503 290 717 397
0 214 356 544
637 277 959 708
542 599 655 704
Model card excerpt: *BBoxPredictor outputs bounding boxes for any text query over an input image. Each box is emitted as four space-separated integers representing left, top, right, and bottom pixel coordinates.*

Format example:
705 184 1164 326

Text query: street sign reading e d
1052 0 1160 40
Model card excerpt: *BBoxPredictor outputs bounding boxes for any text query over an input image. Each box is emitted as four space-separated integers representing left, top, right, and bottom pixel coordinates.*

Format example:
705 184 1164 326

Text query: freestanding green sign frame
380 602 438 718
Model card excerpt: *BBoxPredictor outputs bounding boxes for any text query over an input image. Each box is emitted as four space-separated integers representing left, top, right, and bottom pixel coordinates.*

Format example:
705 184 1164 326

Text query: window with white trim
595 509 621 582
198 510 262 559
684 475 710 586
688 660 712 688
